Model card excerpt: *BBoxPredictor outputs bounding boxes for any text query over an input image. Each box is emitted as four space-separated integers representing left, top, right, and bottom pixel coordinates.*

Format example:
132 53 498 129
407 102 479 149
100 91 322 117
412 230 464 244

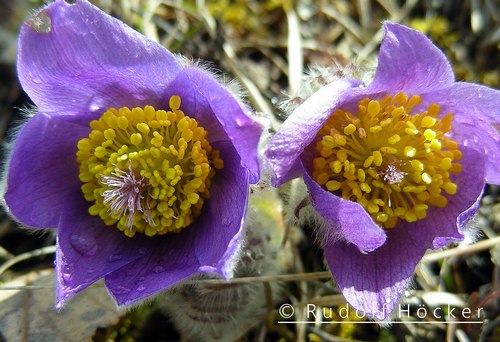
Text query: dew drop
477 87 483 99
87 95 108 112
62 265 73 282
235 118 245 127
25 10 52 34
222 217 231 226
112 285 131 295
108 253 122 262
153 266 165 274
137 285 146 292
69 234 98 257
133 93 147 101
32 77 42 84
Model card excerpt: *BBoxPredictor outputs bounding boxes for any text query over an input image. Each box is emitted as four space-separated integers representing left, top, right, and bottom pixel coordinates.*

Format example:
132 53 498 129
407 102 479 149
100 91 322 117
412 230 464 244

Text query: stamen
312 93 462 228
76 95 224 237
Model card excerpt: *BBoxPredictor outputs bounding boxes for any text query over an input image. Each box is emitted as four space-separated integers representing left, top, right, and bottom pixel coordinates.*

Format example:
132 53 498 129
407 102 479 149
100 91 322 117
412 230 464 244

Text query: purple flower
2 0 262 308
266 22 499 319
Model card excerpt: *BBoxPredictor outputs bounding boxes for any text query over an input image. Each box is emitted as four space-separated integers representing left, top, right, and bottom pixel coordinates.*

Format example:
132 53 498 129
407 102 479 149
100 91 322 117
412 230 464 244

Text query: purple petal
17 0 182 124
266 78 363 186
369 22 455 94
324 147 485 319
4 114 86 228
433 146 486 248
325 227 419 320
302 162 387 253
194 141 249 276
105 142 248 305
418 82 500 185
55 189 146 307
165 67 262 183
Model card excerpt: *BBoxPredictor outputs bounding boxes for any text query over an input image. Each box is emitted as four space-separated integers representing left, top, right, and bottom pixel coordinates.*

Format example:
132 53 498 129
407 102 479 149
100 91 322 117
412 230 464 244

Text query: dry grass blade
286 7 303 95
422 236 500 263
0 246 56 276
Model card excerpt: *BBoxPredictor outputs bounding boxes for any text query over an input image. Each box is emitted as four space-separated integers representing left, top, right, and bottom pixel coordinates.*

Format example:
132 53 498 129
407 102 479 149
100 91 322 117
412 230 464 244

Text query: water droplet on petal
62 265 73 282
222 217 231 226
69 234 98 257
108 253 122 262
153 266 165 274
112 285 131 295
25 10 52 34
32 77 42 84
235 117 248 127
137 285 146 292
88 96 106 112
385 297 391 304
133 93 147 101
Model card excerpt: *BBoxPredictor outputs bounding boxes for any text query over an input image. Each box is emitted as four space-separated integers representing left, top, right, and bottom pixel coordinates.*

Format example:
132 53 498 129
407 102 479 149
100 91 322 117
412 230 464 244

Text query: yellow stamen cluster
312 93 462 228
76 95 223 237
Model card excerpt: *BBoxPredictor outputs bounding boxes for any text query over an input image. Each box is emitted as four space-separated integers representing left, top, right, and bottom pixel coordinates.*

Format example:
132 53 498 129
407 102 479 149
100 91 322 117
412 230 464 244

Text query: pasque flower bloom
266 22 499 319
2 0 261 307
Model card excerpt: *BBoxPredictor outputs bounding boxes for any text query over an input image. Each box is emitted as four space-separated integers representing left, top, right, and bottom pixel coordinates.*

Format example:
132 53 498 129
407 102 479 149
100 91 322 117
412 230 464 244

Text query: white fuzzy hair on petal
278 58 376 115
0 105 39 216
0 106 56 240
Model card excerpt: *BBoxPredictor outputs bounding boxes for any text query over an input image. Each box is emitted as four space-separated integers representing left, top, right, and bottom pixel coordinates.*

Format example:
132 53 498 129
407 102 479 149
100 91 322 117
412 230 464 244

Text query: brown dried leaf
0 270 121 342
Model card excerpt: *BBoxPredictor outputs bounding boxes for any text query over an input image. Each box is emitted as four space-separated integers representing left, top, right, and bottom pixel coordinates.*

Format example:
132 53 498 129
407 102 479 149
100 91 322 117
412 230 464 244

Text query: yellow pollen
312 93 462 229
76 95 224 237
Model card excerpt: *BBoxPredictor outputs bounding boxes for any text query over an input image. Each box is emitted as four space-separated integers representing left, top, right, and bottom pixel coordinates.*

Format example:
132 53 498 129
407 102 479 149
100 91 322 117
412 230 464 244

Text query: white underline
278 321 484 324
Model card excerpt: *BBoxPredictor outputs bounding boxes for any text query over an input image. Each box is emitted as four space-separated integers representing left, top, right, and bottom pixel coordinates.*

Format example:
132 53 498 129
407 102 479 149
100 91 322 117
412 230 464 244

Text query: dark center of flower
312 92 462 228
76 95 223 237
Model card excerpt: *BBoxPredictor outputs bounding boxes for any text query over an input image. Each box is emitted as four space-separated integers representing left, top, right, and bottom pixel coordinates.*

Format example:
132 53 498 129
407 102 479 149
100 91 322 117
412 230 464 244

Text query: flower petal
419 82 500 185
55 190 146 307
17 0 182 124
369 22 455 95
3 114 86 228
266 78 363 186
302 163 386 253
324 227 419 320
433 146 486 248
324 147 485 319
104 142 248 305
165 67 262 183
194 141 249 277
